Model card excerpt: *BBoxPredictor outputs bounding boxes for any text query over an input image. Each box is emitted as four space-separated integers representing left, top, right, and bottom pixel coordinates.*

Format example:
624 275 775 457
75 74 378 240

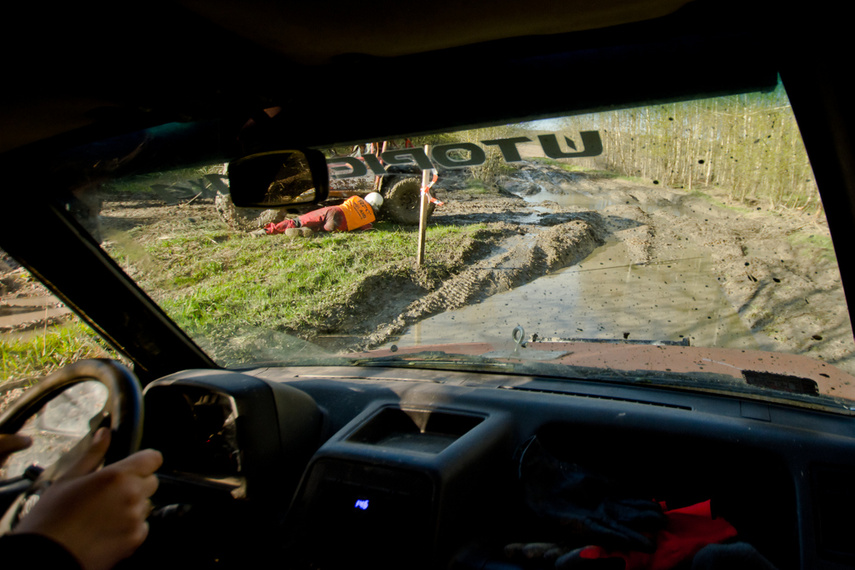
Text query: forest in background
563 82 821 215
342 80 818 217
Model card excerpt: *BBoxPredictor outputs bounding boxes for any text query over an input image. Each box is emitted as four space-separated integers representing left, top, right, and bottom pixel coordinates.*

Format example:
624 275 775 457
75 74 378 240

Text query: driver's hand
0 434 33 466
12 427 163 570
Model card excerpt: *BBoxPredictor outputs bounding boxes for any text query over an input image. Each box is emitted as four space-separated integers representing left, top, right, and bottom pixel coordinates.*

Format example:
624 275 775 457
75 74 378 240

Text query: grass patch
130 221 495 364
459 180 495 195
788 230 836 262
688 189 755 215
105 165 224 198
1 320 120 384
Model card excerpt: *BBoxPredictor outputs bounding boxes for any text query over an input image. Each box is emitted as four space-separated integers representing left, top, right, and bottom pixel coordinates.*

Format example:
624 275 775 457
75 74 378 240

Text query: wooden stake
416 145 431 266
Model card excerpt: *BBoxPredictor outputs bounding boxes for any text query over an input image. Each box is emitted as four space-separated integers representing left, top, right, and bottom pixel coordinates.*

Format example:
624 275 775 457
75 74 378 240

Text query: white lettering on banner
326 131 603 179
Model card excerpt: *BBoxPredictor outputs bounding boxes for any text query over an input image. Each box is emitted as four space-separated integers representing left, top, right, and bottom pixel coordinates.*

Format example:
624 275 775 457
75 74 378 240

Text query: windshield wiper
349 351 518 372
343 349 855 415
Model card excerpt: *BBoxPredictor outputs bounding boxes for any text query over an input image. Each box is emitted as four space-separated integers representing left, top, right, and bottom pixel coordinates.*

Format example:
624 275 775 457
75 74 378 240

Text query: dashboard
137 366 855 570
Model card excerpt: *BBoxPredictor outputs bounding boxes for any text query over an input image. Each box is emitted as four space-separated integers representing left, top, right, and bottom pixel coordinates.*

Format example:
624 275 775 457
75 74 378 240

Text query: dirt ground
473 166 852 373
343 164 855 374
3 161 854 381
0 257 70 338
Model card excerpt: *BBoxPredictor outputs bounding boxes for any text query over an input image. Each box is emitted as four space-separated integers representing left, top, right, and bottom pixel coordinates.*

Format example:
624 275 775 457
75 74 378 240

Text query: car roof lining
3 0 764 156
176 0 693 65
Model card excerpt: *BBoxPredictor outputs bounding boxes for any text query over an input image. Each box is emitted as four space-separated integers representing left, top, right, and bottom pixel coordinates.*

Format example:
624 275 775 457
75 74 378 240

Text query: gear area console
282 404 513 569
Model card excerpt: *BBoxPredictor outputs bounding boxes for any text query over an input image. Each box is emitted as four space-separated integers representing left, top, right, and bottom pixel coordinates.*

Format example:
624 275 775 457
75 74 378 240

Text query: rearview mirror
227 149 329 207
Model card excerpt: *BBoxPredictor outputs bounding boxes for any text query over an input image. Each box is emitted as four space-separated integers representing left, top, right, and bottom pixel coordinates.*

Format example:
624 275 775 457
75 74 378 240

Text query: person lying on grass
259 193 383 235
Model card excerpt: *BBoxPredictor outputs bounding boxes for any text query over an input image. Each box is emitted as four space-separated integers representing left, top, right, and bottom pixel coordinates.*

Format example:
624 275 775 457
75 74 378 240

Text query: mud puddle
384 237 768 351
363 217 605 349
519 172 687 219
381 172 727 350
521 182 622 211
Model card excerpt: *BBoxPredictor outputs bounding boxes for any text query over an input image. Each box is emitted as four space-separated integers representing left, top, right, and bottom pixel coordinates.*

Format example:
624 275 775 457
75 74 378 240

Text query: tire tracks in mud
334 163 853 373
361 217 605 349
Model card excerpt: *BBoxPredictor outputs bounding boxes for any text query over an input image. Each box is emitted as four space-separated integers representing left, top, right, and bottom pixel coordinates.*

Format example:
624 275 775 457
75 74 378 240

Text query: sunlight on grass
1 321 120 384
129 221 492 365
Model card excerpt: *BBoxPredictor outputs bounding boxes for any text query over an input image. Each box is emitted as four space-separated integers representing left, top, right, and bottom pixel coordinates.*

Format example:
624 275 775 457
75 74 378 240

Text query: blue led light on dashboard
354 499 369 511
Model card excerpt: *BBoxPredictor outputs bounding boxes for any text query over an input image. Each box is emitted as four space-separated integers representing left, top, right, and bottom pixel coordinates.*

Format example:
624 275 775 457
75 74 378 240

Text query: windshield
4 81 854 409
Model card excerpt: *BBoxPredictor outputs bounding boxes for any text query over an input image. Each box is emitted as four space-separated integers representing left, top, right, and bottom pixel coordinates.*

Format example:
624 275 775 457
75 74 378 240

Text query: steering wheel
0 359 143 531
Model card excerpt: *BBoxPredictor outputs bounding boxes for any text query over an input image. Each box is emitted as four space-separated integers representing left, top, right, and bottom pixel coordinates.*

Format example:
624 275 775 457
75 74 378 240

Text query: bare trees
573 84 820 215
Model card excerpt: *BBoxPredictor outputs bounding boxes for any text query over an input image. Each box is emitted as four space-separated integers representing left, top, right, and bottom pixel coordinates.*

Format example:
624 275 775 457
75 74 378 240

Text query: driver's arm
1 428 162 570
0 433 33 460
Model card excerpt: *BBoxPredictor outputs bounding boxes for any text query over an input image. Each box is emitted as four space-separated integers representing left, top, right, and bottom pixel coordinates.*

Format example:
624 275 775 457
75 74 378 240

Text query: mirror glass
0 381 108 479
227 150 328 207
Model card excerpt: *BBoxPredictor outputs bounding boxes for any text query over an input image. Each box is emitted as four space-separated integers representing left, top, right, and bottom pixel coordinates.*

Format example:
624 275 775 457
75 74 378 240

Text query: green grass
788 230 836 262
459 180 494 195
1 321 120 384
130 221 493 364
88 166 500 365
107 166 224 197
149 223 477 331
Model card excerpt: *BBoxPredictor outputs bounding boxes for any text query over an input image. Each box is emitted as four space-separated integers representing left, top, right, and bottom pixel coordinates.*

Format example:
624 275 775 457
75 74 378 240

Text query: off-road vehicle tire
383 177 434 225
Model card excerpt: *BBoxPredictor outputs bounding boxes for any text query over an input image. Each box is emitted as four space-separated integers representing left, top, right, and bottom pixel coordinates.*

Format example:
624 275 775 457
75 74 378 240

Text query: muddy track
362 217 605 349
303 163 854 373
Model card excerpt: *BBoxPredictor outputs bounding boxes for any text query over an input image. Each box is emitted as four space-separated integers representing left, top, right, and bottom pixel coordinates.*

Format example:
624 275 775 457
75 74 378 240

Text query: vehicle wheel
214 192 289 231
382 177 434 225
0 359 143 531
